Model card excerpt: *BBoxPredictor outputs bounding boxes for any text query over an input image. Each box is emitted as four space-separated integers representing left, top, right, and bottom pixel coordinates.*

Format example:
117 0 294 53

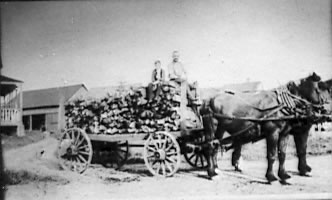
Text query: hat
172 50 180 58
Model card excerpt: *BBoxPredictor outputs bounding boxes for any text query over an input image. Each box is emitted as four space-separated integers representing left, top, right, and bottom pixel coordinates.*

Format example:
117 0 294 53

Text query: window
31 114 45 130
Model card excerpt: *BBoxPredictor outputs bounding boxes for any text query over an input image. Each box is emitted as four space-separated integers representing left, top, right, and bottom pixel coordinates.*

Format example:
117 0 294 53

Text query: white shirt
167 61 187 80
155 68 162 81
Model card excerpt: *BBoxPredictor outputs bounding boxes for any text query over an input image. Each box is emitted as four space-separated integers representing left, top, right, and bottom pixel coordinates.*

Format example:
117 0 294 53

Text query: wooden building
0 75 25 136
22 84 88 132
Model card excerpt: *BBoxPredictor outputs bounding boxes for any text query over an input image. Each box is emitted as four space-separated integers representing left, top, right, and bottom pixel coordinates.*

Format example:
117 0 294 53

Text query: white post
58 88 65 132
29 115 32 131
17 83 25 137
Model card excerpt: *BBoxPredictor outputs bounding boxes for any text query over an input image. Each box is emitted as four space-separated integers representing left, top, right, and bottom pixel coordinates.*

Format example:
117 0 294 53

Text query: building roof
0 75 23 96
0 75 23 83
219 81 262 93
23 84 87 109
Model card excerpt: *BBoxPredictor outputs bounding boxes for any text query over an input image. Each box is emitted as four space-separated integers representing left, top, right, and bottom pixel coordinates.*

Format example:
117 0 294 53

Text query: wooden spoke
165 141 174 152
77 145 89 150
71 129 75 140
74 133 82 145
189 153 195 161
76 136 85 147
155 162 161 174
161 162 166 176
147 154 155 159
166 152 178 156
165 160 173 172
194 155 199 166
166 157 176 164
147 146 156 152
78 150 90 156
78 154 88 164
200 155 204 167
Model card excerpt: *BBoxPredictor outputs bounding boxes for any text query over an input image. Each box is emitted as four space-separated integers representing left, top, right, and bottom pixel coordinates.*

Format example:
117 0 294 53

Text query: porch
0 107 19 126
0 75 25 136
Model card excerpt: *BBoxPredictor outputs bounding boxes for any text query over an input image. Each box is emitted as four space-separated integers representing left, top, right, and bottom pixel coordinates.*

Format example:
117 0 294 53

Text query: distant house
22 84 88 132
0 75 24 136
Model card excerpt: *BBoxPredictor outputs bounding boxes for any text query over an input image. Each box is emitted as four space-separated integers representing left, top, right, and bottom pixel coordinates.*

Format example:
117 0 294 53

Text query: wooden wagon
58 82 209 177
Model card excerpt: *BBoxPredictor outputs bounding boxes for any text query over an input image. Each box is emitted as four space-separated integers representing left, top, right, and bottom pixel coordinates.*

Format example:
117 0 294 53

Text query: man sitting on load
167 50 199 105
147 60 165 102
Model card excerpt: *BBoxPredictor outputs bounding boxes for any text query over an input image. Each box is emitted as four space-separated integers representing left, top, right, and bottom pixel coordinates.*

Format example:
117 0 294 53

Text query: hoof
278 172 291 180
234 166 242 173
215 168 222 175
299 165 312 176
299 171 312 177
210 174 222 181
208 170 218 178
306 165 312 172
279 180 292 185
266 173 278 183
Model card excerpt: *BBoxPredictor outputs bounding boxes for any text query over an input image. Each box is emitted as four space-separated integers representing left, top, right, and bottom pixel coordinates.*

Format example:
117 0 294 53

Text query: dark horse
199 72 332 182
286 79 332 176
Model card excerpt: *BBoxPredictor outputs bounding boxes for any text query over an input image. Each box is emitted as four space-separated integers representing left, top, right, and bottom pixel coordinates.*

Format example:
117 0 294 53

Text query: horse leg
215 123 226 170
202 115 218 178
202 143 218 178
265 127 279 182
231 141 243 172
293 127 311 176
278 131 291 180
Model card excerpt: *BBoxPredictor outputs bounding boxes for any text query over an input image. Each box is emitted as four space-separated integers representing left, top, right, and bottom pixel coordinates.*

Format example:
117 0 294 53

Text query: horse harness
200 88 328 148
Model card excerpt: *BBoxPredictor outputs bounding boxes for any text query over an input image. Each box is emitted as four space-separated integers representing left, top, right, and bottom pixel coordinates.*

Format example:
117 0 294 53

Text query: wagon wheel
101 141 129 169
143 131 181 177
184 134 208 169
58 128 93 174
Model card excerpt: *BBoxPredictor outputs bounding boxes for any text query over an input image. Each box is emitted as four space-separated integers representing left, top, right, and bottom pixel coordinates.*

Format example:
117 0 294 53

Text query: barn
22 84 88 132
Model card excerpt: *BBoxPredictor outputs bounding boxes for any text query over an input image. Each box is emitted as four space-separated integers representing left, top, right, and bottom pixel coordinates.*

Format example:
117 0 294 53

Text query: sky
1 0 331 91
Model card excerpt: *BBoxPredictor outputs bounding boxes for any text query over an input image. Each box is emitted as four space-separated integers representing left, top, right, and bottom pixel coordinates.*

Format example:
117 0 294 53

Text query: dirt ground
2 130 332 200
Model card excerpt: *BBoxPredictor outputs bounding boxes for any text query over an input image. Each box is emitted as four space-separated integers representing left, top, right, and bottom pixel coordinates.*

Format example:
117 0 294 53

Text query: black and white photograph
0 0 332 199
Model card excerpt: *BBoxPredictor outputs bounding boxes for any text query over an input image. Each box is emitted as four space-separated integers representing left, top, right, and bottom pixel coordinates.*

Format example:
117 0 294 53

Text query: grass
1 130 45 151
4 169 69 185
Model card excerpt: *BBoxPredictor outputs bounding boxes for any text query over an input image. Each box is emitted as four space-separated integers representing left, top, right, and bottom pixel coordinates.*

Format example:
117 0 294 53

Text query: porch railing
0 108 19 125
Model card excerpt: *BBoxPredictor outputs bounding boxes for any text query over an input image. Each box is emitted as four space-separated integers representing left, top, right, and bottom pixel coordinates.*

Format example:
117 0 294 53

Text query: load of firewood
65 83 183 134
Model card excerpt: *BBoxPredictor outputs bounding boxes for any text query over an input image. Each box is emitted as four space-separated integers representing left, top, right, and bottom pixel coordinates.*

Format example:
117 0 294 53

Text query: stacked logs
65 83 182 134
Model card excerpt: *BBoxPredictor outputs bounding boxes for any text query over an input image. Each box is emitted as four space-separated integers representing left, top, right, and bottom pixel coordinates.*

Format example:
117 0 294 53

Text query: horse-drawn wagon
58 74 332 181
57 81 209 176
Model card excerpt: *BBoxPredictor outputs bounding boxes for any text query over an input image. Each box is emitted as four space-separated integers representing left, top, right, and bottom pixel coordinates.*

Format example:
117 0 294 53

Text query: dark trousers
147 83 162 101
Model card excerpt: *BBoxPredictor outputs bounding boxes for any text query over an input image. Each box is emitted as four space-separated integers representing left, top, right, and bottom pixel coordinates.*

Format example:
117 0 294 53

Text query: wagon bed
57 125 209 177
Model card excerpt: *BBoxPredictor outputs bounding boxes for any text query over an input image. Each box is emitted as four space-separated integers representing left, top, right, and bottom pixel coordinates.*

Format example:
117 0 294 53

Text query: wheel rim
143 131 181 177
184 135 208 169
58 128 93 173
